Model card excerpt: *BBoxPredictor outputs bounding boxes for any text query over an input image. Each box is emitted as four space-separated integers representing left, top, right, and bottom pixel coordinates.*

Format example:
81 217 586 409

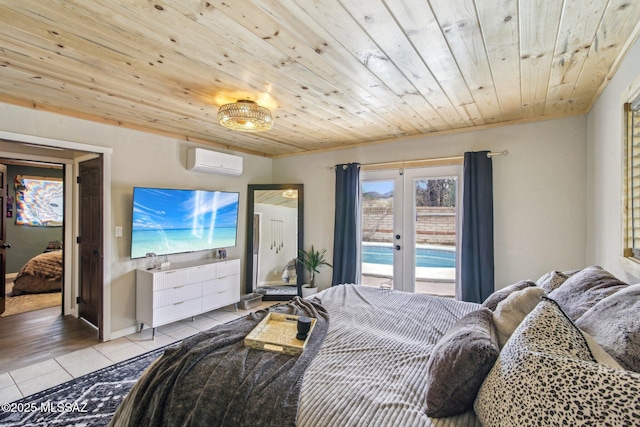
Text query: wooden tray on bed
245 313 317 355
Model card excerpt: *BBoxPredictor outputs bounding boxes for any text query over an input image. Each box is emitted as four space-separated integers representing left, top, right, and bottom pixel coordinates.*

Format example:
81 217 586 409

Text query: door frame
401 166 463 294
0 164 6 315
360 169 404 288
0 131 112 341
360 165 462 294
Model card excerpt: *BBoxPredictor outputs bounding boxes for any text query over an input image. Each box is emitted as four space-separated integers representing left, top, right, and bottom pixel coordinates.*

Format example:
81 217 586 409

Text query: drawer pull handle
174 286 184 289
174 301 184 305
164 271 176 274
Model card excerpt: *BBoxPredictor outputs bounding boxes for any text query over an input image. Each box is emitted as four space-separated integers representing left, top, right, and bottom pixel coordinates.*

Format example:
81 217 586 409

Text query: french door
360 165 462 296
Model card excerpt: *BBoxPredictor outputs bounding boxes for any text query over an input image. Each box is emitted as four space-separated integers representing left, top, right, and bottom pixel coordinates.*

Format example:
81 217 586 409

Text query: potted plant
298 245 332 297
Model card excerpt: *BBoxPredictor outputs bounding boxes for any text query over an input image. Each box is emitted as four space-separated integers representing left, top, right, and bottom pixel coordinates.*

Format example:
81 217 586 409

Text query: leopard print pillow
535 270 568 293
474 298 640 426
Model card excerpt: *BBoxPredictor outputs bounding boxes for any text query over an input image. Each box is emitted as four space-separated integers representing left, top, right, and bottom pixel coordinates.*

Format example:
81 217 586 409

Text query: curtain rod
327 150 508 170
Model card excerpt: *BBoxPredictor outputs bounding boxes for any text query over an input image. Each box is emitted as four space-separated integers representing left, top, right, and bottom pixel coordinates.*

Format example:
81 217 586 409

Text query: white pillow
580 330 624 370
492 286 545 348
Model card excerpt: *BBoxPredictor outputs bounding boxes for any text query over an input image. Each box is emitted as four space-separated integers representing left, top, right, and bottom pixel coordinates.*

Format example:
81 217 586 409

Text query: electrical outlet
115 226 123 237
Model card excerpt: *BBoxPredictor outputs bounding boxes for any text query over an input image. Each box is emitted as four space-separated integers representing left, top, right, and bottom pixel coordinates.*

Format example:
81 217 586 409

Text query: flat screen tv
130 187 240 259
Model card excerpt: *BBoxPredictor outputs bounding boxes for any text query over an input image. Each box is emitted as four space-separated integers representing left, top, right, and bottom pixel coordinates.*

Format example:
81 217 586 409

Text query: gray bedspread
298 285 482 427
111 285 484 427
110 297 328 427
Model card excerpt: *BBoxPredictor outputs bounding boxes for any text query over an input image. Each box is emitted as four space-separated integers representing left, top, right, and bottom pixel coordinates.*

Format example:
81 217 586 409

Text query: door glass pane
414 177 456 297
360 180 395 289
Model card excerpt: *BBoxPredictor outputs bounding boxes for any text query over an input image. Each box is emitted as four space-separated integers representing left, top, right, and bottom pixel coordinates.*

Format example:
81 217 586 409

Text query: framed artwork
15 175 63 227
6 195 13 218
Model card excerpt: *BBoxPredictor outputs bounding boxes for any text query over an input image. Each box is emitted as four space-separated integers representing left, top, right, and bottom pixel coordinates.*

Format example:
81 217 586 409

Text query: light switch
115 226 123 237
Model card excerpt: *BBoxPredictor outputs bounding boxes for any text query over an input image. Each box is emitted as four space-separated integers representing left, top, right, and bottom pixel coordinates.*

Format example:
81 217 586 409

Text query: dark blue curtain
461 151 494 303
332 163 360 285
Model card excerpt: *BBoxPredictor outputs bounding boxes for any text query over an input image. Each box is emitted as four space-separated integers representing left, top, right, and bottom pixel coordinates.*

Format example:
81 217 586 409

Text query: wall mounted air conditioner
186 148 243 176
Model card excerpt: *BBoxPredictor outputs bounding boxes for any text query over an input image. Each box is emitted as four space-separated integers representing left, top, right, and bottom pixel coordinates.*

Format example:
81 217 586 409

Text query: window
624 95 640 260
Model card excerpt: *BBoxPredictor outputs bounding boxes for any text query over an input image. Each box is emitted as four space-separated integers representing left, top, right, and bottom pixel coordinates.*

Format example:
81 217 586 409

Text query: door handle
93 250 100 256
1 243 10 249
394 245 401 250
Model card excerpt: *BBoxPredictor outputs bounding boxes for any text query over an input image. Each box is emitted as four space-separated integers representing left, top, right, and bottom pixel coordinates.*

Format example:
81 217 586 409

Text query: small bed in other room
11 250 63 296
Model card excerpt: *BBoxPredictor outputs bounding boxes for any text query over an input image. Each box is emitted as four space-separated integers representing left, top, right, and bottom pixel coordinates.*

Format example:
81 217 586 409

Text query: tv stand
136 258 240 338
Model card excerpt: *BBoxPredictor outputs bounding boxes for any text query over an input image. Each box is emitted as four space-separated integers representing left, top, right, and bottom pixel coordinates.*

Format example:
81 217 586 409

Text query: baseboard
5 272 17 281
110 325 139 341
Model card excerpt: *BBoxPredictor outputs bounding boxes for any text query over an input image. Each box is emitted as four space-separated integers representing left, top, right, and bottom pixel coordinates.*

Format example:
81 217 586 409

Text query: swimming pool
362 245 456 268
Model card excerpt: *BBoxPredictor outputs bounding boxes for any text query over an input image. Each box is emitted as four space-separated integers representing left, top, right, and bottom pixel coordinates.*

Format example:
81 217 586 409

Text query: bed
11 250 63 296
110 266 640 426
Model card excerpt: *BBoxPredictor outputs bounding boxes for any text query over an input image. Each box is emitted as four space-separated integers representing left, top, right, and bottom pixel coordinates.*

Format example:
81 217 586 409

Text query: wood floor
0 306 99 374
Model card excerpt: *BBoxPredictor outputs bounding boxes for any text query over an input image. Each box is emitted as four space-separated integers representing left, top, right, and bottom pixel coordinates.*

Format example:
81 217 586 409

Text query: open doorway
1 160 65 318
0 136 111 341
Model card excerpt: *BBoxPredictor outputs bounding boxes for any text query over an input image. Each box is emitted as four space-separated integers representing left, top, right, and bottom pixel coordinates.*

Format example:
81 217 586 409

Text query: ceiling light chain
218 100 273 132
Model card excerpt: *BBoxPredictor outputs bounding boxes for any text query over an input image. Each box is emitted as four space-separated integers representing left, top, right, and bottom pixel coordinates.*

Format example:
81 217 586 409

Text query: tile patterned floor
0 301 276 404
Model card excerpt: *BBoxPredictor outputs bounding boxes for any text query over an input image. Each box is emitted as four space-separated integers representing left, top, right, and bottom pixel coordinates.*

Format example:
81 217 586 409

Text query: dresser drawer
202 275 238 296
188 263 216 284
217 259 241 277
153 283 201 308
202 287 238 312
154 298 202 326
152 269 189 291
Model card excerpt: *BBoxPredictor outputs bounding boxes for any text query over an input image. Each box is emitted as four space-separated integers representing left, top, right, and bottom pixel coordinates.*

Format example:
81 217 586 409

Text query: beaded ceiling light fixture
282 189 297 198
217 99 273 132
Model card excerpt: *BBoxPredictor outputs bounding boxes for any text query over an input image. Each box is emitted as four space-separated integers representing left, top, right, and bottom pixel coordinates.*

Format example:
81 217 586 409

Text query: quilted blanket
110 297 328 427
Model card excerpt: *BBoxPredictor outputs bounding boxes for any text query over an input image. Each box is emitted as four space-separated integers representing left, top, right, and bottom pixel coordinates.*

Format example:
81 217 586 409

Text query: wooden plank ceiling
0 1 638 157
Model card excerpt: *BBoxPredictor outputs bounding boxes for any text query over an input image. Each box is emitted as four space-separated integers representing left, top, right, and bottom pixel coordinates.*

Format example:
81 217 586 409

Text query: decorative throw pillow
547 265 627 321
576 283 640 373
492 286 545 348
424 308 499 418
535 270 569 294
474 298 640 427
580 330 623 369
482 280 537 311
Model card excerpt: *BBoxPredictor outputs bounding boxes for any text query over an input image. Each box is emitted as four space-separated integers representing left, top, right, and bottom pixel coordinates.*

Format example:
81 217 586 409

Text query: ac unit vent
186 148 243 176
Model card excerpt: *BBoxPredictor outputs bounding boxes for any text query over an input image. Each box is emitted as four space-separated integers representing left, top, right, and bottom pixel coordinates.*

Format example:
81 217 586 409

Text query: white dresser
136 258 240 338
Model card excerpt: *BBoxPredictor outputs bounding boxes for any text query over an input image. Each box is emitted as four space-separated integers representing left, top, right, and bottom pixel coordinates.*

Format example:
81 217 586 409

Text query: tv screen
130 187 239 259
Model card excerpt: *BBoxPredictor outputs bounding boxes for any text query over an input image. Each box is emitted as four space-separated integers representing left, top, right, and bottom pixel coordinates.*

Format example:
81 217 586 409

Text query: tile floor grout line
4 301 277 401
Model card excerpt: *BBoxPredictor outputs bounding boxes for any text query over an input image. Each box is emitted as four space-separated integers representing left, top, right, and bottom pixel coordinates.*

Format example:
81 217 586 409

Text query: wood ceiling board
0 0 637 156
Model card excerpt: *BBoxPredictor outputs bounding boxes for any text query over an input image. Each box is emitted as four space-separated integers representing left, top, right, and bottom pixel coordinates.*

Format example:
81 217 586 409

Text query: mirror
246 184 303 300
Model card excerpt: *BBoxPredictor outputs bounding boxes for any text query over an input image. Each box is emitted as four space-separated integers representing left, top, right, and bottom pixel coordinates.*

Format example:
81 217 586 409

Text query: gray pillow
547 266 627 321
576 284 640 373
424 308 499 417
482 280 537 311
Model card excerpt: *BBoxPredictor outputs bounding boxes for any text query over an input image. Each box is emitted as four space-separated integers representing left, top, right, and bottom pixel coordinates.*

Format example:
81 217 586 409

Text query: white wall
0 103 273 335
274 116 588 291
254 203 298 285
586 34 640 283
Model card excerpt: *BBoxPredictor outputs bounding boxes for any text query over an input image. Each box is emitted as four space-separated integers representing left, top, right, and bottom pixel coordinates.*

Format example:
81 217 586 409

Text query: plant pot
301 285 319 298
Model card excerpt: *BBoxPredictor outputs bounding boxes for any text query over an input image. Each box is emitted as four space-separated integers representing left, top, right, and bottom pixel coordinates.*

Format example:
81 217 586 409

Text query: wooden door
0 164 7 315
78 157 103 339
